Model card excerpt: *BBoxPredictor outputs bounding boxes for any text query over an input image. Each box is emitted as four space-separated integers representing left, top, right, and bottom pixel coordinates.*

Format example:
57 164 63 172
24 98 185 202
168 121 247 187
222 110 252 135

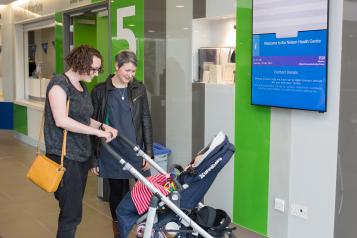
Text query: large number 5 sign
116 6 136 53
112 0 143 80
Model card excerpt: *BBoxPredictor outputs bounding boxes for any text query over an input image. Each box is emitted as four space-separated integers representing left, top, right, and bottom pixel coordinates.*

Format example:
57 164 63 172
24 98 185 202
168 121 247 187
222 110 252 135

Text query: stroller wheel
226 229 236 238
136 223 146 237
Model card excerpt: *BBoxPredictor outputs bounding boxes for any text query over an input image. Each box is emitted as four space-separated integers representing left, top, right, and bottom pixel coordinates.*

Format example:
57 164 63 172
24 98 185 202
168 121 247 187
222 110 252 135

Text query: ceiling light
176 5 184 8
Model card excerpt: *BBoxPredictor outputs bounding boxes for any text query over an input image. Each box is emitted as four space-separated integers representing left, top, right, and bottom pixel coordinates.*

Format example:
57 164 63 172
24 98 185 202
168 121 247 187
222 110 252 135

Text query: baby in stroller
116 154 205 237
114 131 235 238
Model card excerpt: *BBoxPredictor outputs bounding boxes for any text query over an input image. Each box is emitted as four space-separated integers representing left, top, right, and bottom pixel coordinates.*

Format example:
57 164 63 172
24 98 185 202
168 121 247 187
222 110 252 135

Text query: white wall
11 0 91 23
268 1 344 238
1 4 14 101
206 0 236 18
203 84 235 218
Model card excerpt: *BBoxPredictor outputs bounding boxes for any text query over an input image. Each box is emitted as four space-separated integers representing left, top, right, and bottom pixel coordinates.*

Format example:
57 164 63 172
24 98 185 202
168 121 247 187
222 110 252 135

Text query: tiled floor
0 130 265 238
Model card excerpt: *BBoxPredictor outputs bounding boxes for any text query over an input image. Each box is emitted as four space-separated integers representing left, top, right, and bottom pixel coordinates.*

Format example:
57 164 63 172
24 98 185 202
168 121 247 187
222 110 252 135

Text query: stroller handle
118 133 136 149
102 135 168 175
102 136 184 190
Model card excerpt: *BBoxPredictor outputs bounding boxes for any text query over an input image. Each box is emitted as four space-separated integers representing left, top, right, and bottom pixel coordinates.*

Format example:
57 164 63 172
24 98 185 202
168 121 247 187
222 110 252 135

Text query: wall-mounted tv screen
251 0 329 112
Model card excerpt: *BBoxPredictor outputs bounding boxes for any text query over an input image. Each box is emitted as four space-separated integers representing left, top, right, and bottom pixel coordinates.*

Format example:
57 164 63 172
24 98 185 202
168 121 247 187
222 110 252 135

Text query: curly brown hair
65 45 103 75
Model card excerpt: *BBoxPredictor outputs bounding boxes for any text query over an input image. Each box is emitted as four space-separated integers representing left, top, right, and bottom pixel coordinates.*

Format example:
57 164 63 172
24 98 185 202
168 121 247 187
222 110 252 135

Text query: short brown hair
115 50 137 68
65 45 103 75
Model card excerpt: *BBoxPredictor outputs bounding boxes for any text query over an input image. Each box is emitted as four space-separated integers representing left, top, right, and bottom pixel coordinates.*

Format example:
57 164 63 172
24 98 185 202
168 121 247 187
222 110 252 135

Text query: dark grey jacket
91 74 153 167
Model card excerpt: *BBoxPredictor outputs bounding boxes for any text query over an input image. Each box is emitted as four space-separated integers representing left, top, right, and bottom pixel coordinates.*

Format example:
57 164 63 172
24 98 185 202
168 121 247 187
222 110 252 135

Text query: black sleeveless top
44 74 93 162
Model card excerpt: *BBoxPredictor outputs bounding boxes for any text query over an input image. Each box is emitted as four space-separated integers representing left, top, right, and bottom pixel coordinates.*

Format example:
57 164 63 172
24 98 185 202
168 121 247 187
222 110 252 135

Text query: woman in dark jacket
90 50 153 237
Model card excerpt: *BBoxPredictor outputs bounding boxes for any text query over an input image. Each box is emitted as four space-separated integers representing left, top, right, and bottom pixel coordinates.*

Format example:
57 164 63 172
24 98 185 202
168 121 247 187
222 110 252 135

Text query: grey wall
166 0 193 166
334 1 357 238
144 0 166 145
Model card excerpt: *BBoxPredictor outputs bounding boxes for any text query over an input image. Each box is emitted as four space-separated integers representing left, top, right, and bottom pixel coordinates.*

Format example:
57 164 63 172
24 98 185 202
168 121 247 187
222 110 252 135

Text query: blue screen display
251 30 328 112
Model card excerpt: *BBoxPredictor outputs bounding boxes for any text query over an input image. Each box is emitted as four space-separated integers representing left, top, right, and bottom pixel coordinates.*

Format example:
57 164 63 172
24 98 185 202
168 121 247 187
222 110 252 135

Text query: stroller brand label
199 157 223 179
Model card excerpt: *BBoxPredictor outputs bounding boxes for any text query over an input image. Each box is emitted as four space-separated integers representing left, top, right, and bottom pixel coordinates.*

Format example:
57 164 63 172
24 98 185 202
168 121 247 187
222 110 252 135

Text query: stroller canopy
178 131 235 209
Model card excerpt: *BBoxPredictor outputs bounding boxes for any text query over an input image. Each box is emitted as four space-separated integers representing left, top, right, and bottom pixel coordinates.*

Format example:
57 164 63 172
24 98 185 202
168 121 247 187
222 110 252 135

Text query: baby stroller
102 131 235 238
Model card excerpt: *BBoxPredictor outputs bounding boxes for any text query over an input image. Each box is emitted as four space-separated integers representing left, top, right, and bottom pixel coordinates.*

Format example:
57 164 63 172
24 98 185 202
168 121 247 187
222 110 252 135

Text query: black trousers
47 154 90 238
108 178 130 221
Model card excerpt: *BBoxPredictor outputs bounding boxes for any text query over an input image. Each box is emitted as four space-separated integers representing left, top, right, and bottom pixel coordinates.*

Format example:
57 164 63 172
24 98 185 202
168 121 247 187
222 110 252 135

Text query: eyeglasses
90 66 102 74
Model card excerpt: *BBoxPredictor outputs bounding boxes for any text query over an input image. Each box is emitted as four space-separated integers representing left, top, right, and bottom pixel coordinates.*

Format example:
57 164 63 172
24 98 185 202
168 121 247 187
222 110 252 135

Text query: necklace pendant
121 96 124 100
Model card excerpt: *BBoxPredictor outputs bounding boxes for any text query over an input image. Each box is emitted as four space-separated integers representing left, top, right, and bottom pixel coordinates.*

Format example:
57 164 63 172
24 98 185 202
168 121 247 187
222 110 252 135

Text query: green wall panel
233 0 270 235
111 0 144 81
73 16 97 47
73 15 98 92
96 15 110 84
55 12 64 74
13 104 28 135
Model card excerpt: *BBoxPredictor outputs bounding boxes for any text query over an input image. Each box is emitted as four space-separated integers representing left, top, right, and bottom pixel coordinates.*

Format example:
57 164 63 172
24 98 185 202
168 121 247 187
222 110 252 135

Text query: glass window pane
26 27 55 101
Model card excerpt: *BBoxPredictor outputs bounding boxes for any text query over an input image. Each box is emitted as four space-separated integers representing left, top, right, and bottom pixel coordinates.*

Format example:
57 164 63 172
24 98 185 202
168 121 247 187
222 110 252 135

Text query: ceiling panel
0 0 16 5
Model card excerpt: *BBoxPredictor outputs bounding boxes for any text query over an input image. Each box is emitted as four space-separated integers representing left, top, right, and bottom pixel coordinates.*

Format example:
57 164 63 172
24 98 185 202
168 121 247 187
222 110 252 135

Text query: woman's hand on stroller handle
91 166 99 176
96 130 114 143
142 159 151 171
102 124 118 139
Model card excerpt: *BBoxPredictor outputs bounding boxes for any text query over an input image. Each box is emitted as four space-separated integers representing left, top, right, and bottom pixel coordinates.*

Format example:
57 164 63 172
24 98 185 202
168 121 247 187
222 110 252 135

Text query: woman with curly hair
44 45 118 238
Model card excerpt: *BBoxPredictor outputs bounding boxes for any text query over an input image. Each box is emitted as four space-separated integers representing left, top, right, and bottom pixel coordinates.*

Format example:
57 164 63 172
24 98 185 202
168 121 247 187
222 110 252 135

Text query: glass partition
25 27 55 101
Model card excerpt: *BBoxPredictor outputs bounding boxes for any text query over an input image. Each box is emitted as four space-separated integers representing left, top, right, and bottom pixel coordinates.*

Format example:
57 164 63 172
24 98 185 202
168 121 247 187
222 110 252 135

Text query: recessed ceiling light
183 27 189 30
148 30 156 33
176 5 184 8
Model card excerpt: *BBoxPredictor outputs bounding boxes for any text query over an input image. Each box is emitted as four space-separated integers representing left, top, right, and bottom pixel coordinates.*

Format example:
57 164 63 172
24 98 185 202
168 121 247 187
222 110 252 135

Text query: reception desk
29 77 50 99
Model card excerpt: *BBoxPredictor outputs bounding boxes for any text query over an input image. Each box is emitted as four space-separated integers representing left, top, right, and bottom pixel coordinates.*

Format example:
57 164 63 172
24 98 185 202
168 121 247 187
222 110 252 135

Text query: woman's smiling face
116 62 137 84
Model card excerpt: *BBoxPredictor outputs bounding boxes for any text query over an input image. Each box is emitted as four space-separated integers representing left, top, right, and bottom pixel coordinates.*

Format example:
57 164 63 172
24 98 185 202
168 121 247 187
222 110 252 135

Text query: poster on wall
251 0 329 112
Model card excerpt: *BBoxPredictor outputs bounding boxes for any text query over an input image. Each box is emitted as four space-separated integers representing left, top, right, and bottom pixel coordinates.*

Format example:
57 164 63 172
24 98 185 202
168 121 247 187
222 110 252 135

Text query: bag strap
37 98 70 168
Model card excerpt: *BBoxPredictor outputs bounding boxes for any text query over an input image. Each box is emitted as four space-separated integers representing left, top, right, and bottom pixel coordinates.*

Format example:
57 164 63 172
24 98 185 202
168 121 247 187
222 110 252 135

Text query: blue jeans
116 192 140 238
